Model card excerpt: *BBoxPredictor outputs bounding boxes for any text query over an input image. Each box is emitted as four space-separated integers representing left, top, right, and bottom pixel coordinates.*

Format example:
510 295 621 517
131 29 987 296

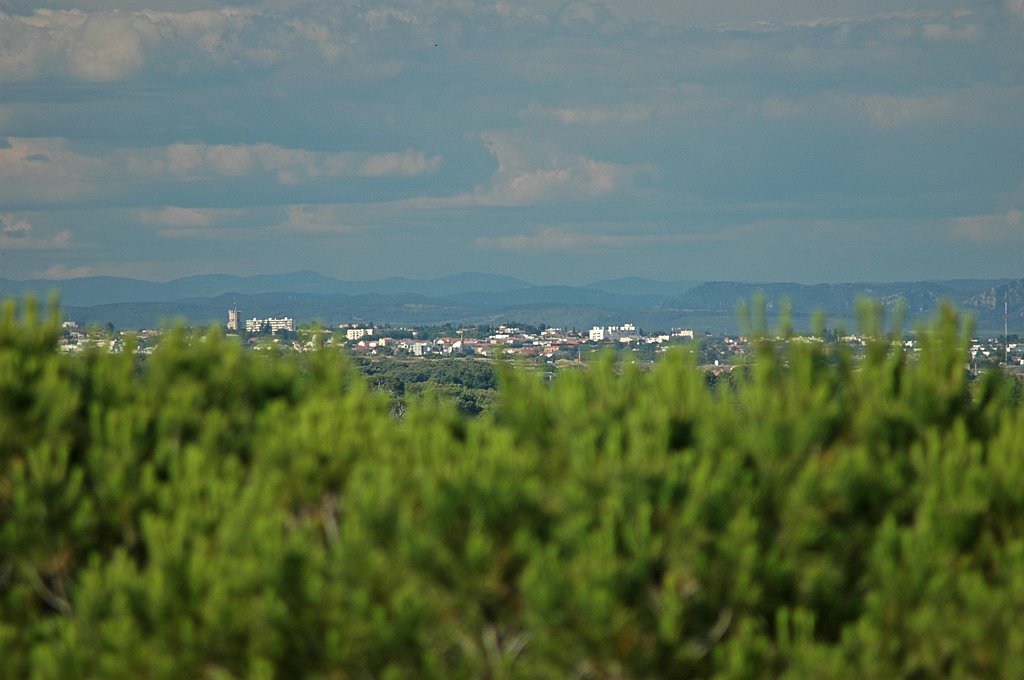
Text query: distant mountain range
2 272 1022 334
0 271 534 306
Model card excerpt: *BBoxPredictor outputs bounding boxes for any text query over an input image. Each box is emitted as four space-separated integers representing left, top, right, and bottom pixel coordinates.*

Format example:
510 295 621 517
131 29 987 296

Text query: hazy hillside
675 281 960 313
6 272 1024 334
0 272 532 308
585 277 700 297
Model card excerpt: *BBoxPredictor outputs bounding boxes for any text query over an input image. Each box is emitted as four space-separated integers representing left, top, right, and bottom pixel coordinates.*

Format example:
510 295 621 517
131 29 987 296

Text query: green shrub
2 298 1024 678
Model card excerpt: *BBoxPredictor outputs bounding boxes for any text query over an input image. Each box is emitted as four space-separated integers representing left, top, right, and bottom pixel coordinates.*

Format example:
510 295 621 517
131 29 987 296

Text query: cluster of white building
245 316 295 334
58 321 124 353
224 307 702 355
341 325 374 341
342 324 699 359
588 324 639 342
227 307 295 334
971 339 1024 367
588 324 694 343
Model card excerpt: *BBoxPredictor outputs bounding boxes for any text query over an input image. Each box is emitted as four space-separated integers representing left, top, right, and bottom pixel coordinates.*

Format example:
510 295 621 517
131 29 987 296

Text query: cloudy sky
2 1 1023 284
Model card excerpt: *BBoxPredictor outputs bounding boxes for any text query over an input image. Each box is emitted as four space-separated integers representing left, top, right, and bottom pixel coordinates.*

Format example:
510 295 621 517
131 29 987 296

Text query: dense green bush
3 298 1024 678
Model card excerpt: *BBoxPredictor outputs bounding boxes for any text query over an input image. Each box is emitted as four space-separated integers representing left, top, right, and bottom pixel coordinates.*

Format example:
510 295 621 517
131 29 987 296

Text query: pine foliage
2 298 1024 678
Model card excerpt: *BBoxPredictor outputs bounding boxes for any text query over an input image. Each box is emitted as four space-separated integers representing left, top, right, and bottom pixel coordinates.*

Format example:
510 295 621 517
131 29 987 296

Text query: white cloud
559 2 603 25
0 137 105 201
952 209 1024 243
0 6 337 83
206 144 256 176
359 150 442 177
0 9 153 82
287 19 343 63
140 143 439 183
139 7 291 67
523 103 652 125
157 226 260 240
759 95 805 119
0 137 90 178
41 264 93 279
1 213 32 238
139 206 215 228
384 133 645 212
53 230 73 247
494 2 551 25
0 13 53 81
922 23 980 41
448 132 641 207
0 137 442 209
283 205 361 233
163 144 205 176
473 225 683 252
0 214 74 251
136 205 269 239
862 94 954 128
68 13 148 81
474 226 593 251
597 2 968 29
750 90 971 128
362 8 420 30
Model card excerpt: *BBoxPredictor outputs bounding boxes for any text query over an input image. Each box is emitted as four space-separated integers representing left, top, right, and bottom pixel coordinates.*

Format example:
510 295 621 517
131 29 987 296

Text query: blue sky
1 1 1023 284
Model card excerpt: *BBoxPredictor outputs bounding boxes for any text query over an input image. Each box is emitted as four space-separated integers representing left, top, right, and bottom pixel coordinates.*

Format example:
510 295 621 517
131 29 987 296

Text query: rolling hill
3 273 1023 334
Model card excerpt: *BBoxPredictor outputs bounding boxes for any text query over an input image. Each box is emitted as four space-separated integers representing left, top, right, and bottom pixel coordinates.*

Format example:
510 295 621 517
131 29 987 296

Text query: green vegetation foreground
3 299 1024 679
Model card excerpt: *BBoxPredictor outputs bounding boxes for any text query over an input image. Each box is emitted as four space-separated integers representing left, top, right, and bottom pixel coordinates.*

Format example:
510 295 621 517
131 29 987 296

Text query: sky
1 1 1023 285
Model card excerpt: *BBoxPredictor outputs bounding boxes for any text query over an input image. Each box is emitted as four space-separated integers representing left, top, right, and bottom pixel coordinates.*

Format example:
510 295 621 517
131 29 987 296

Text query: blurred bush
2 298 1023 679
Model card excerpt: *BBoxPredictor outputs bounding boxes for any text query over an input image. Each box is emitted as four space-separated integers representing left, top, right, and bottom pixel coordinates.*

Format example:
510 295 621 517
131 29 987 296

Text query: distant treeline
351 356 499 417
3 297 1024 678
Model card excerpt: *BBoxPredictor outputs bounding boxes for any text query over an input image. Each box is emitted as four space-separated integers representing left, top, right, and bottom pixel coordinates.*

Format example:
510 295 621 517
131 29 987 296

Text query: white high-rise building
346 327 374 341
227 307 241 331
589 324 637 342
267 317 295 333
244 316 295 334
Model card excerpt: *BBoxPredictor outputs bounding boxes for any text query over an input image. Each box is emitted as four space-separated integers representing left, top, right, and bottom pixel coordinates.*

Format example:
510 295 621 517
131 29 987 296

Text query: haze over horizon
2 1 1023 285
0 269 1017 289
